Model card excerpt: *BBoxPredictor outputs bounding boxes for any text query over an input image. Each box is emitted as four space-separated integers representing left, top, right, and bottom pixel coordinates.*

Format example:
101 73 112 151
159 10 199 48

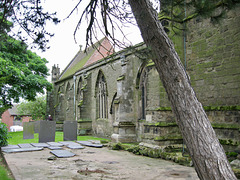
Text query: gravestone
67 144 84 149
50 150 75 158
63 121 77 141
48 146 63 150
59 141 76 146
23 122 34 139
77 141 103 148
1 145 20 150
39 120 56 143
34 120 40 133
2 147 43 153
31 143 50 148
18 143 34 148
47 142 63 147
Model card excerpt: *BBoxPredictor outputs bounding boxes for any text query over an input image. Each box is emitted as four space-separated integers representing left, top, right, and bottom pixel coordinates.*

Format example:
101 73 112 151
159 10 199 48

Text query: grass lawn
0 152 14 180
0 165 13 180
7 131 109 145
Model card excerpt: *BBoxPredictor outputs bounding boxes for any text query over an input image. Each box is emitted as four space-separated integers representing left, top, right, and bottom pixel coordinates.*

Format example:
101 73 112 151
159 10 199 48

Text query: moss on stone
78 100 83 107
219 139 240 146
54 103 60 109
154 135 182 141
77 119 92 123
232 169 240 179
155 107 172 111
211 123 240 130
117 75 125 81
155 106 240 112
56 121 64 124
146 60 155 67
204 105 240 111
154 121 178 127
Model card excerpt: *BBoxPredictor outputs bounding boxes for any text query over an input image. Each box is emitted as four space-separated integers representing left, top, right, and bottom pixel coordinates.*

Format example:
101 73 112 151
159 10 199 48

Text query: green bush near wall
0 123 9 147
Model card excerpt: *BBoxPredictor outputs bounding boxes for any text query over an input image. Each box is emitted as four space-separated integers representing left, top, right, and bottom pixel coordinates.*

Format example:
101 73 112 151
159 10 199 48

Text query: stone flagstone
48 146 63 150
31 143 50 148
47 142 63 147
1 145 20 150
50 150 75 158
77 141 103 148
67 144 84 149
18 143 34 148
2 147 43 153
59 141 76 146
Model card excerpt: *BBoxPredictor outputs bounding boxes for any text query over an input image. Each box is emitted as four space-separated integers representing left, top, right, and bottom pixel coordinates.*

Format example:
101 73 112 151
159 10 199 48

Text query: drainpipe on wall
73 75 77 121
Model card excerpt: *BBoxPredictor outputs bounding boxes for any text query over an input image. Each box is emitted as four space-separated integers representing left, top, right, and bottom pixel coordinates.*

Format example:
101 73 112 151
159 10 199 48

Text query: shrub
0 123 9 147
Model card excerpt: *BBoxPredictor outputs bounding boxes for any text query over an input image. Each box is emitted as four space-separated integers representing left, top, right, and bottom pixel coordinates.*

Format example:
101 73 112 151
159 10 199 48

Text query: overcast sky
34 0 143 81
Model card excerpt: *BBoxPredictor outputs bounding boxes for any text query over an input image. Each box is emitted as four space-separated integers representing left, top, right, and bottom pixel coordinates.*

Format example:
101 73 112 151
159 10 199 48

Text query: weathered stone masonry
47 6 240 151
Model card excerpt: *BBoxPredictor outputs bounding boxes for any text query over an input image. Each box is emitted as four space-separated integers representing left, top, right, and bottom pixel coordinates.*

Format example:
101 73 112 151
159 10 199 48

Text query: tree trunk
128 0 237 179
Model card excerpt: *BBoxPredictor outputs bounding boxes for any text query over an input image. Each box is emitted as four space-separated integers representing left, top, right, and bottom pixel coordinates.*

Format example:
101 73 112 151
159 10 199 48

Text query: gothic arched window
77 77 83 119
140 69 147 120
96 72 108 119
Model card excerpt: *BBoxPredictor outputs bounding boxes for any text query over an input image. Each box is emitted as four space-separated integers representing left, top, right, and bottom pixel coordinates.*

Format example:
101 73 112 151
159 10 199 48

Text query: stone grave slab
89 140 101 144
18 143 34 148
2 147 43 153
39 121 56 143
23 122 34 139
48 146 63 150
31 143 50 148
67 144 84 149
47 142 63 147
63 121 77 141
1 145 20 150
59 141 76 146
77 141 103 148
50 150 75 158
34 120 40 133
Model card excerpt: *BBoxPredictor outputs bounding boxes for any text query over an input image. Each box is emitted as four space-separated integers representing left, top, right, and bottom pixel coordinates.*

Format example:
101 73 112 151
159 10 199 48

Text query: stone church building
47 6 240 151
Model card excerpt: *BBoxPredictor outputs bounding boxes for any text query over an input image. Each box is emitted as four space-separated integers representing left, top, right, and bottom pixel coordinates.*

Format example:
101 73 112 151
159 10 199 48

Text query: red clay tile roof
59 37 114 80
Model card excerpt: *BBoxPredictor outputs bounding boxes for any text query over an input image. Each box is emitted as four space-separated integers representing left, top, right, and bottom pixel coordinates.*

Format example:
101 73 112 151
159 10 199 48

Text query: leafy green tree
17 96 47 121
0 0 59 50
0 35 52 116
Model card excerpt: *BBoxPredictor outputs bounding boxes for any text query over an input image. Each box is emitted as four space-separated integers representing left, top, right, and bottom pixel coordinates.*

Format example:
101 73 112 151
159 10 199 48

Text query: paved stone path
3 142 199 180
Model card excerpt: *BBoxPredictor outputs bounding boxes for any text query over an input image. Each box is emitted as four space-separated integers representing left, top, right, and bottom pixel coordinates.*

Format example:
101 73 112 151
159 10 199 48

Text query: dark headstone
34 120 40 133
31 143 50 148
23 122 34 139
18 143 34 148
39 120 56 143
63 121 78 141
2 147 43 153
50 150 75 158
